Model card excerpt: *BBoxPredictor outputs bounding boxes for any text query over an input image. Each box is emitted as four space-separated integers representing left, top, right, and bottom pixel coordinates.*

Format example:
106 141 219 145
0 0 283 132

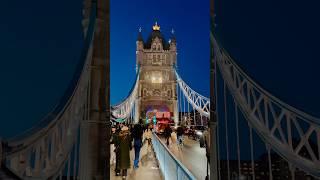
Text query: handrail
152 132 196 180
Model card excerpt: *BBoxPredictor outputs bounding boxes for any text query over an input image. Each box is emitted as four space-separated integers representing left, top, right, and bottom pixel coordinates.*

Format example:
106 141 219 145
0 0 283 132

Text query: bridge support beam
173 100 179 126
79 0 109 179
134 98 141 124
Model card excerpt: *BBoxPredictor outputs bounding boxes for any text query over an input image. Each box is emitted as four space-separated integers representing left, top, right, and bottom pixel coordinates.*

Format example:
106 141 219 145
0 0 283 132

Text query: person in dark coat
164 124 172 146
115 125 132 179
113 124 121 176
131 119 144 168
176 125 184 146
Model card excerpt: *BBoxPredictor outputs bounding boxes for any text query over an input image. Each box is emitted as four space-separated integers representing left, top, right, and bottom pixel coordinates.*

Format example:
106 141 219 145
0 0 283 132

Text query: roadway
159 132 208 180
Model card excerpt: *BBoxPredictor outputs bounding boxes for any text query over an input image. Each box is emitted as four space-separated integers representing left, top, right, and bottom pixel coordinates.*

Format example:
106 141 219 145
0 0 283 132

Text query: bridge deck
110 139 163 180
160 132 208 180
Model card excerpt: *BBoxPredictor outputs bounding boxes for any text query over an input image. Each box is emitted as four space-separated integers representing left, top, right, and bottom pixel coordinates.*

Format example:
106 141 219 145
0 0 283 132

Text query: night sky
0 0 319 163
0 0 84 138
110 0 210 105
215 0 320 159
0 0 210 138
215 0 320 117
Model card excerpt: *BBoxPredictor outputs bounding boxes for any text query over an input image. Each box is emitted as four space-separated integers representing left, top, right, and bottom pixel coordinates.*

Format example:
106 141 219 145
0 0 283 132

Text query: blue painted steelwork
152 132 196 180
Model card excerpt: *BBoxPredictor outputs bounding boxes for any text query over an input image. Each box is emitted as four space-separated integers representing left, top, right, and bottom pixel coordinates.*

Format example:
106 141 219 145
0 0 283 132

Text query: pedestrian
176 125 184 146
164 124 172 146
145 126 152 151
203 122 211 180
110 126 117 165
113 124 122 176
132 119 144 168
116 124 132 179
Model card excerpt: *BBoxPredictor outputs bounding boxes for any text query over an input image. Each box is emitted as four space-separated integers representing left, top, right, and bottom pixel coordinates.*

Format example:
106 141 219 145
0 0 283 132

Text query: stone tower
135 22 179 125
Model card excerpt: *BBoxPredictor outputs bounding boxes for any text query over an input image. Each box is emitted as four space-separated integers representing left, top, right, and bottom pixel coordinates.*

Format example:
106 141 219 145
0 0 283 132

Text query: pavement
160 132 208 180
110 138 163 180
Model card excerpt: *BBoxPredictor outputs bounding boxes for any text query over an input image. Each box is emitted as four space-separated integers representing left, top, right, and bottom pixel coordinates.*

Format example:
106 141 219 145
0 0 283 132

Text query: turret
136 27 144 51
169 28 177 51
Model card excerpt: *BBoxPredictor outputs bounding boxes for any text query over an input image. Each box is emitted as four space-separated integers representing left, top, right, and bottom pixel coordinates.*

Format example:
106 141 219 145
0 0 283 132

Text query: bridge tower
135 22 179 125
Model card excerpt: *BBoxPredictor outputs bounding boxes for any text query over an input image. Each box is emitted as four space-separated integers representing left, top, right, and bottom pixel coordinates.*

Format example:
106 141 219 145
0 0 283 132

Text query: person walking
203 122 211 180
145 126 152 151
113 124 122 176
176 125 184 147
116 124 132 179
164 124 172 146
110 126 117 165
132 119 144 168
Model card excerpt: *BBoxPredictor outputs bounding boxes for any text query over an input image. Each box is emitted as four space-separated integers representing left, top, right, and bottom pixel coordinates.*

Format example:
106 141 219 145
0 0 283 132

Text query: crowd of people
109 119 211 179
110 119 153 179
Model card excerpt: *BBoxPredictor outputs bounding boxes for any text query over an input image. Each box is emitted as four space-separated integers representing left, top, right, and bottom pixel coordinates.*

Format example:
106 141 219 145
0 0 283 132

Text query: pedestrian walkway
110 138 163 180
160 132 207 180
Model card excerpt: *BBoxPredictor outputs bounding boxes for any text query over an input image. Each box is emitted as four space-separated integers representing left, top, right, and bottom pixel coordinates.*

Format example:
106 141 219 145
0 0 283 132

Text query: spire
152 22 160 31
170 28 176 43
137 26 143 42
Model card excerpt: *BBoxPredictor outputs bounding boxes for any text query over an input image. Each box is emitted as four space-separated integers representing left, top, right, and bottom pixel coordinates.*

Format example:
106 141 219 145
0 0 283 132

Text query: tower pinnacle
153 22 160 31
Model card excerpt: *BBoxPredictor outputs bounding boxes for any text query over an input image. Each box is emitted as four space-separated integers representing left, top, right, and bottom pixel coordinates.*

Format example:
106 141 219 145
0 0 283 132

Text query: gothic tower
135 22 179 125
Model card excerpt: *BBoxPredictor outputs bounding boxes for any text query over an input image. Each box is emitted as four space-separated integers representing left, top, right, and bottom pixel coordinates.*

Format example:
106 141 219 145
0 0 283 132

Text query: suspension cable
183 87 186 124
193 106 196 125
234 101 241 177
187 99 190 126
215 62 221 180
224 82 230 180
217 115 221 180
67 155 71 180
266 144 273 180
249 125 255 180
73 133 78 180
179 84 182 124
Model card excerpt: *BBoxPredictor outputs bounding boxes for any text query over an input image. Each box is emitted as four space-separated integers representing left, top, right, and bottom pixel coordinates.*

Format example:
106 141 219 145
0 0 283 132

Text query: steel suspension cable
249 125 255 180
215 57 221 180
266 144 273 180
179 84 182 124
73 133 78 180
67 155 71 180
183 87 186 124
224 82 230 180
187 97 190 123
234 101 241 177
217 115 221 180
193 106 196 125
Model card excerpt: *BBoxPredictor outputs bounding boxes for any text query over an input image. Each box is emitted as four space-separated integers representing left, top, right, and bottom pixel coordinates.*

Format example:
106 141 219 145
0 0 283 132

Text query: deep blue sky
0 0 210 138
215 0 320 117
110 0 210 105
0 0 84 138
215 0 320 160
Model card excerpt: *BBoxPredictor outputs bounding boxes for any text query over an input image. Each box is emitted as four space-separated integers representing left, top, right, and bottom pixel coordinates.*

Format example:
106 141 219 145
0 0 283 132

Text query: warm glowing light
153 22 160 31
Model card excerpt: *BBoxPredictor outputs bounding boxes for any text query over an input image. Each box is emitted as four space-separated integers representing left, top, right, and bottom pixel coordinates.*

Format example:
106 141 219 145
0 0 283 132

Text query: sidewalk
160 132 207 180
110 139 163 180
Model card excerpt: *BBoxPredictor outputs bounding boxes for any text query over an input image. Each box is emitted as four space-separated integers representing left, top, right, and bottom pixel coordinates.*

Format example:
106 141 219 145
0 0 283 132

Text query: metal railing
152 133 196 180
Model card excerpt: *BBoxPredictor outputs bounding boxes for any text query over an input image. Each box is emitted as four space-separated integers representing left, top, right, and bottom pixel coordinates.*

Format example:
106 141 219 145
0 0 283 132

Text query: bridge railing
0 1 97 179
152 132 196 180
212 33 320 178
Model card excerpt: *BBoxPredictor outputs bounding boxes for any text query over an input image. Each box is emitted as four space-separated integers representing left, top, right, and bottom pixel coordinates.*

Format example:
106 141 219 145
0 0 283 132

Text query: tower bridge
1 1 320 179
